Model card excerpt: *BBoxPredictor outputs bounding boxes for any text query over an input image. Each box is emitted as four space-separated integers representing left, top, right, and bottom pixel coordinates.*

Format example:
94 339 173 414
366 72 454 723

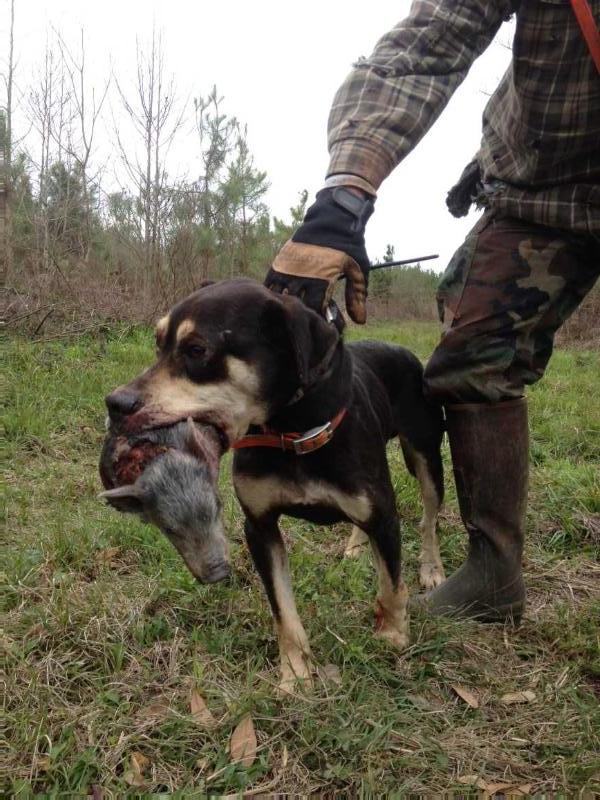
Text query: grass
2 321 599 795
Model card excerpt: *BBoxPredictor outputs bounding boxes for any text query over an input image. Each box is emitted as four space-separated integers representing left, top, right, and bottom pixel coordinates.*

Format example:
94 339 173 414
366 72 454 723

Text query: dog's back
349 340 444 454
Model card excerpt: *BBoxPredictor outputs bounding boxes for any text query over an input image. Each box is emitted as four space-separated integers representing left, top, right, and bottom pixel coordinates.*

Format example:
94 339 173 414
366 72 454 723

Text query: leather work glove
265 187 375 324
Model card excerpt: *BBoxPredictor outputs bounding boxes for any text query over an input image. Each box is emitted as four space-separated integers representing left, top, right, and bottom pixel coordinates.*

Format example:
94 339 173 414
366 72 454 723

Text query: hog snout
198 560 231 584
105 387 143 422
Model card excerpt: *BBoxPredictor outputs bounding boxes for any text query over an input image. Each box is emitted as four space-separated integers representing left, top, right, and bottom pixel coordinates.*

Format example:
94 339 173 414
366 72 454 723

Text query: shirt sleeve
327 0 515 189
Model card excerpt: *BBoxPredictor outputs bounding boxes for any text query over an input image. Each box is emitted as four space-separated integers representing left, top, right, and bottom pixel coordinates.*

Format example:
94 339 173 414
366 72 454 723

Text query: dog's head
105 279 341 443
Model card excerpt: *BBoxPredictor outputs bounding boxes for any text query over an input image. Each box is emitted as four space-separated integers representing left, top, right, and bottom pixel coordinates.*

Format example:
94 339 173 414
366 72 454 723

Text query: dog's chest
233 472 371 525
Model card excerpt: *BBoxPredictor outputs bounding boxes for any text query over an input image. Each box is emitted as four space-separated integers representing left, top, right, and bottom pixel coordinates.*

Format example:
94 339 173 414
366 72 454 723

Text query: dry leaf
319 664 342 685
516 784 532 795
190 689 216 727
406 693 433 710
229 715 257 768
123 751 150 787
500 690 536 705
123 770 146 788
138 699 169 720
36 755 50 772
95 546 120 566
457 775 487 790
484 782 519 794
451 684 480 709
25 622 47 640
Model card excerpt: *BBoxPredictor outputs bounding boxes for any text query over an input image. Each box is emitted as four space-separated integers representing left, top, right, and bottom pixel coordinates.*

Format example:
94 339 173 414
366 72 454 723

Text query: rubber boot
421 398 528 623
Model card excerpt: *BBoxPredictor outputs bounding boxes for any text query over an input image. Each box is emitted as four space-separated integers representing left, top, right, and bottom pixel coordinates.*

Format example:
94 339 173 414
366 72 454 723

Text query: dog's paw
277 654 314 697
277 669 314 697
419 561 446 590
375 626 409 651
344 542 366 559
343 527 368 559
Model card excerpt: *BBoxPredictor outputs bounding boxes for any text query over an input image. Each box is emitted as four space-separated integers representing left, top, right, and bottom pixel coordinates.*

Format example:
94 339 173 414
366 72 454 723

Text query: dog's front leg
366 511 410 650
244 515 312 694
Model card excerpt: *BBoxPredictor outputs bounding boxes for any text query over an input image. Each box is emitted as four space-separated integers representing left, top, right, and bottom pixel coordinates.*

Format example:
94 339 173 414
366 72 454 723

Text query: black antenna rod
336 253 439 280
370 253 439 271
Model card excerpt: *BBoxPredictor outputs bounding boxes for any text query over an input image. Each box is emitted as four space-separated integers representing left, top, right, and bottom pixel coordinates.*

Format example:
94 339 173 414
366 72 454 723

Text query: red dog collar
232 408 347 456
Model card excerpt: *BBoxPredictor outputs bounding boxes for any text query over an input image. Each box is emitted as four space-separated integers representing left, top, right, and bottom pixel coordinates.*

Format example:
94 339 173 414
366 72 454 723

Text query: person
265 0 600 623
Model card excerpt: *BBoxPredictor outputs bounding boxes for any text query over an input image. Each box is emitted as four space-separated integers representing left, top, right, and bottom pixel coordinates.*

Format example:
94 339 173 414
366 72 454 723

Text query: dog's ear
155 315 170 349
99 484 148 514
262 294 340 387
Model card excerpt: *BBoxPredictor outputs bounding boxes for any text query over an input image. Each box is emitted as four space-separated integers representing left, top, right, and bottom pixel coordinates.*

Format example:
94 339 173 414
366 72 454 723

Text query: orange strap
570 0 600 73
232 407 347 456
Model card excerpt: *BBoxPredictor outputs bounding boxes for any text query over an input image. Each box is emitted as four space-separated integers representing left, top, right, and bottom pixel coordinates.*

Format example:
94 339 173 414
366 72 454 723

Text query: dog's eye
184 344 206 360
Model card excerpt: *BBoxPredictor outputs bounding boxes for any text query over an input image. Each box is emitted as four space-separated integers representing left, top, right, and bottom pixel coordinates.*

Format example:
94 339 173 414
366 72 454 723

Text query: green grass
2 321 599 795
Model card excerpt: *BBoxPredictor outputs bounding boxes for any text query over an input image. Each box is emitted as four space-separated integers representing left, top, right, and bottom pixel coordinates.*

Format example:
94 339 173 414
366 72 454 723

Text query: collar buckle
291 421 334 455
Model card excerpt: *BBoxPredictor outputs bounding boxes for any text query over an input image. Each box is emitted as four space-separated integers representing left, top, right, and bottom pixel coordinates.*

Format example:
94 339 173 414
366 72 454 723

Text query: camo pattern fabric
423 212 600 404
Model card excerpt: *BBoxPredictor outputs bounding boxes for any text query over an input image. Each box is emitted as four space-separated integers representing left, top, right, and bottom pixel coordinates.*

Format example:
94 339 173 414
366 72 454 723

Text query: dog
104 278 445 692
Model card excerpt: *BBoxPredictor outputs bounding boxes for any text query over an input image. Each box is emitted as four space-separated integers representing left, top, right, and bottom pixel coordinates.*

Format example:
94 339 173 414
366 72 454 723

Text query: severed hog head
99 418 230 583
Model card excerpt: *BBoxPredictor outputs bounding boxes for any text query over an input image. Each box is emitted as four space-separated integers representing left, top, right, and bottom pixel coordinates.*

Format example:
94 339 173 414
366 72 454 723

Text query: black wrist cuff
291 188 374 274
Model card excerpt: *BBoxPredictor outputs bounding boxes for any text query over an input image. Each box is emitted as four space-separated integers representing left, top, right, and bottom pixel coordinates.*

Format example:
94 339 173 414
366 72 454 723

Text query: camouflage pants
424 212 599 404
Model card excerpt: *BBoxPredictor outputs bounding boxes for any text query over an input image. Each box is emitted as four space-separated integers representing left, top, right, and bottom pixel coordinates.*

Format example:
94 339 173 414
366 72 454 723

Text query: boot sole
412 593 524 625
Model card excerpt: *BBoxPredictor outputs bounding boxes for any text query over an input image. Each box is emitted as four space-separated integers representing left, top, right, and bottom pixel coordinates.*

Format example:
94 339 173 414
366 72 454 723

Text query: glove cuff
292 187 374 273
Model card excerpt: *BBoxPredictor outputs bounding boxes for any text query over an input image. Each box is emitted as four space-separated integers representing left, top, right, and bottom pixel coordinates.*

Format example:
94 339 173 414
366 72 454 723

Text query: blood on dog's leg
344 525 369 558
244 516 312 694
411 449 445 590
367 513 409 650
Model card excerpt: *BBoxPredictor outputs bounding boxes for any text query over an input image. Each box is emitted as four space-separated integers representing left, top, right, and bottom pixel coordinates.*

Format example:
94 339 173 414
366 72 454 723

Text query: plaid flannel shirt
327 0 600 235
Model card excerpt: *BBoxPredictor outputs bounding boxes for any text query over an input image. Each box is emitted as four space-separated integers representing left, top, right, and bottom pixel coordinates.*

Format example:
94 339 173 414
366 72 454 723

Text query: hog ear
185 417 219 482
99 485 147 514
263 294 340 387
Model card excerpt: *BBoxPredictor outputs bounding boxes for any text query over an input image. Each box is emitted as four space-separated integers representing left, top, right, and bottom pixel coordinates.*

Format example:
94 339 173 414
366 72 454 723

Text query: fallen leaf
36 755 50 772
138 699 169 720
25 622 47 640
196 756 210 771
123 751 150 787
500 690 536 705
516 784 532 795
484 782 519 794
457 774 487 790
95 546 120 566
131 751 149 772
406 693 434 710
123 770 146 788
190 689 216 727
319 664 342 685
452 684 479 709
229 715 257 768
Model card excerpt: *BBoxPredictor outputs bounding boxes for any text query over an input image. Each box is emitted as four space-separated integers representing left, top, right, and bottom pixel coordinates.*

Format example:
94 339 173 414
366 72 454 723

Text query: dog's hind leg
344 525 369 558
244 515 313 695
364 506 409 650
402 441 445 590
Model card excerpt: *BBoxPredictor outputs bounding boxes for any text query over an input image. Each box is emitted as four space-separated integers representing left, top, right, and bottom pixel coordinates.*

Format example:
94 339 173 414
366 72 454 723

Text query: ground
2 322 599 795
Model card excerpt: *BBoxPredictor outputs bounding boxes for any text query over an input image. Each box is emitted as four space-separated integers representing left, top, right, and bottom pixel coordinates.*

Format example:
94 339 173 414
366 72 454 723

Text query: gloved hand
265 187 375 324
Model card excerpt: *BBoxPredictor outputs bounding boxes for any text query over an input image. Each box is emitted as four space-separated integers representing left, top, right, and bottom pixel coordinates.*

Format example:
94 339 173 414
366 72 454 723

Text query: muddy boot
420 398 528 623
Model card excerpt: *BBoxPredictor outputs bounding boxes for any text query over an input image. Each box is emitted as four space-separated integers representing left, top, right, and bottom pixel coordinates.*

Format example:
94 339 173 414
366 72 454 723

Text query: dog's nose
105 388 142 420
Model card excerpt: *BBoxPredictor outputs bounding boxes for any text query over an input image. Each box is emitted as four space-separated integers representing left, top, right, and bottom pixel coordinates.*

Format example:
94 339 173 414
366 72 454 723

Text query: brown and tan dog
104 279 445 693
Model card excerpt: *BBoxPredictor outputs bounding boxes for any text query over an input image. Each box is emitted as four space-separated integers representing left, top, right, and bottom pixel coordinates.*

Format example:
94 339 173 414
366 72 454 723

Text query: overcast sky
2 0 514 272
